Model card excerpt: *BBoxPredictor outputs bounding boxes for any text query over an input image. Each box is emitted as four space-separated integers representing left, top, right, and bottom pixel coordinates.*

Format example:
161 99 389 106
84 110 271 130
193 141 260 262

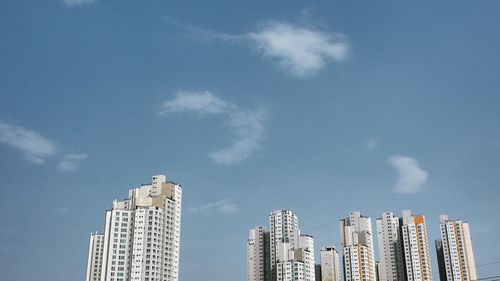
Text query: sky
1 1 500 280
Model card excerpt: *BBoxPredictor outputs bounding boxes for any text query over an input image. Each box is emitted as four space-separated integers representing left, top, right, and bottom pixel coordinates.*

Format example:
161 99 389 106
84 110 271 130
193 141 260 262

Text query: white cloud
60 0 98 7
388 155 429 194
248 21 348 77
159 91 230 115
0 120 57 164
159 91 265 165
58 153 88 172
188 199 239 214
0 119 87 170
174 19 349 77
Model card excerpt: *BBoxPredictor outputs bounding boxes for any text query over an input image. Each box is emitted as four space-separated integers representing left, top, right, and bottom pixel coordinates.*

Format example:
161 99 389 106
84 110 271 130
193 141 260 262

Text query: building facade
248 226 271 281
436 215 477 281
340 212 376 281
269 210 299 281
86 232 105 281
86 174 182 281
320 246 340 281
248 210 315 281
376 212 405 281
400 210 432 281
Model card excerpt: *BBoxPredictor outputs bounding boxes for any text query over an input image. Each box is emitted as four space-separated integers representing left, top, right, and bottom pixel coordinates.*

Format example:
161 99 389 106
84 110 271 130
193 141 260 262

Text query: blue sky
1 1 500 280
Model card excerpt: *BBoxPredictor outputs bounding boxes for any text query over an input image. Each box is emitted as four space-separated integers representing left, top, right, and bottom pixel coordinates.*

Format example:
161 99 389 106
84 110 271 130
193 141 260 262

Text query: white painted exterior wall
320 246 340 281
90 175 182 281
298 235 315 281
401 210 432 281
248 226 270 281
86 232 105 281
437 215 477 281
277 260 305 281
269 210 299 281
340 212 376 281
376 212 405 281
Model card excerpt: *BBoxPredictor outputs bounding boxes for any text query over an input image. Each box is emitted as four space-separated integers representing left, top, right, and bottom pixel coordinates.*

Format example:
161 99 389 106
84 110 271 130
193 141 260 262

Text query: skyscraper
248 226 271 281
250 210 315 281
400 210 432 281
86 232 105 281
436 215 477 281
340 212 376 281
320 246 340 281
86 174 182 281
376 212 405 281
269 209 299 280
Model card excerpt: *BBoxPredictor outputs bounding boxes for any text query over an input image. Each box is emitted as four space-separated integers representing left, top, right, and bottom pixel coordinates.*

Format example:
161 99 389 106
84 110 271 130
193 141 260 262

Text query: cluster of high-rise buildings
248 210 477 281
83 174 478 281
85 175 182 281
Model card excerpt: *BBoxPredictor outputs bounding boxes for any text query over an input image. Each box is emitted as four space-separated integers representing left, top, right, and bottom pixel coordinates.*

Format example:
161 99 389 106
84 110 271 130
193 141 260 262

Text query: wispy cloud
0 120 57 164
159 90 229 115
59 0 98 7
173 19 348 77
58 153 88 172
388 155 429 194
248 21 348 77
0 119 87 170
188 199 239 214
159 91 265 165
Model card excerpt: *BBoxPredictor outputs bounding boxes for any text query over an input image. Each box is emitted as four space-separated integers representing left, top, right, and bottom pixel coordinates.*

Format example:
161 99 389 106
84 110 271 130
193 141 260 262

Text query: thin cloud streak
159 91 265 165
0 120 57 164
58 153 88 172
188 199 239 214
388 155 429 194
0 119 87 170
59 0 98 7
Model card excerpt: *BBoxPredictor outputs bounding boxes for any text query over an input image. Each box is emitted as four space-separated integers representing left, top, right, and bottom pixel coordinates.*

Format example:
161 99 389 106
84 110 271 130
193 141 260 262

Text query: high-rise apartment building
400 210 432 281
269 209 299 280
274 234 315 281
320 246 340 281
376 210 433 281
248 226 271 281
436 215 477 281
340 212 376 281
248 210 315 281
86 174 182 281
86 232 105 281
376 212 405 281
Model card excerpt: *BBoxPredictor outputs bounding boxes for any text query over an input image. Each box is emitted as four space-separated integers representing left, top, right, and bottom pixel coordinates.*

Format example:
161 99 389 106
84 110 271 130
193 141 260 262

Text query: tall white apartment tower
400 210 432 281
376 212 405 281
86 232 105 281
100 200 134 281
340 212 376 281
320 246 340 281
248 226 271 281
269 210 299 281
267 210 315 281
88 174 182 281
436 215 477 281
274 233 316 281
298 234 316 281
